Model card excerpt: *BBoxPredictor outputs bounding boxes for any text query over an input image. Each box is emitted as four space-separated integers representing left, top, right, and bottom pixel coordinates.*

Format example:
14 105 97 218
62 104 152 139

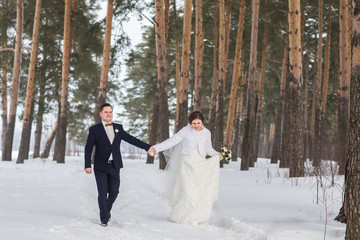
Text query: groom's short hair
188 111 204 123
100 103 113 112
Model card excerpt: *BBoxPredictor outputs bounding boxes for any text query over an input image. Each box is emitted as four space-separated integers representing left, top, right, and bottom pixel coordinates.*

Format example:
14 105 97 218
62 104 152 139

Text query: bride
148 111 221 224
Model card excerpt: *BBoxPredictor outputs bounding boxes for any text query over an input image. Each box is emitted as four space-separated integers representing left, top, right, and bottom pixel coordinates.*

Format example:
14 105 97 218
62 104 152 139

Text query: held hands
84 168 92 174
148 146 156 156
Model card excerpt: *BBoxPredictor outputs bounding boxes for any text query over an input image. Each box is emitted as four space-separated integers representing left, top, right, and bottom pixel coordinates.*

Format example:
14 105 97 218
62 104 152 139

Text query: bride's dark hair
188 111 204 124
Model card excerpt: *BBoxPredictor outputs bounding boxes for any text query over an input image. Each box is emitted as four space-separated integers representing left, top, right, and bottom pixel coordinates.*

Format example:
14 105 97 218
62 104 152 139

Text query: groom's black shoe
108 212 111 222
100 221 108 227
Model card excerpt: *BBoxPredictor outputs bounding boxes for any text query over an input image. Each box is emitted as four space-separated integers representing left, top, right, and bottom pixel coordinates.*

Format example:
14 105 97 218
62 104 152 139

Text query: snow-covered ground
0 155 346 240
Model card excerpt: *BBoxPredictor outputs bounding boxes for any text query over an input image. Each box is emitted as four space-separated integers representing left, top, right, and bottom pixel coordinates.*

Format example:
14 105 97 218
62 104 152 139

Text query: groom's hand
85 168 92 174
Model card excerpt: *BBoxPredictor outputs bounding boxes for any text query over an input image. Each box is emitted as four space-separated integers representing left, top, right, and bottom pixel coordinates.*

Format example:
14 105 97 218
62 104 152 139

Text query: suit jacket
84 123 150 170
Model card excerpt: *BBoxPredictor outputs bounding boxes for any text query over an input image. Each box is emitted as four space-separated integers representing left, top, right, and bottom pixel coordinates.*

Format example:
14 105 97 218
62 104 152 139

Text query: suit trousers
94 163 120 222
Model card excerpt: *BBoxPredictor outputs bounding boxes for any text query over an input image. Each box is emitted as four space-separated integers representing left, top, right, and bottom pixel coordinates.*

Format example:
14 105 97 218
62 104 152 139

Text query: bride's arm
153 130 184 152
205 130 219 157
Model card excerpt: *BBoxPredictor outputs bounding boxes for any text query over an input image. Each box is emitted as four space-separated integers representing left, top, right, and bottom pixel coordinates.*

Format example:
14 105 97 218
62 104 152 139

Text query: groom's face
100 106 113 123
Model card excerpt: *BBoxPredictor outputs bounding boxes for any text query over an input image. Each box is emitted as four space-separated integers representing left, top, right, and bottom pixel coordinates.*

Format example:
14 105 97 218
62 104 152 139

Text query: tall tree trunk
214 0 226 156
271 41 288 164
208 0 219 136
225 0 245 147
194 0 204 112
146 85 160 164
176 0 192 130
96 0 113 123
1 30 8 156
155 0 169 170
336 0 350 175
0 0 11 151
16 0 41 164
53 0 72 164
41 119 58 158
344 2 360 237
2 0 23 161
255 4 269 160
232 70 246 162
280 60 291 169
215 0 231 155
303 51 309 161
313 0 324 167
241 0 259 170
319 8 332 160
260 125 267 157
33 69 46 158
267 122 275 158
288 0 304 178
164 0 169 43
173 0 181 133
41 73 61 159
309 53 318 162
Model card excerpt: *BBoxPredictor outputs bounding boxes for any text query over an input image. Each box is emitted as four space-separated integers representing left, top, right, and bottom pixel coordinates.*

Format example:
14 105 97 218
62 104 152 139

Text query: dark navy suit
84 122 150 222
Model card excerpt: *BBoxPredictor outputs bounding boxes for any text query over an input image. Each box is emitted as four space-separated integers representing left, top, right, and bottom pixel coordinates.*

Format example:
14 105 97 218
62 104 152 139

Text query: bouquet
220 146 232 162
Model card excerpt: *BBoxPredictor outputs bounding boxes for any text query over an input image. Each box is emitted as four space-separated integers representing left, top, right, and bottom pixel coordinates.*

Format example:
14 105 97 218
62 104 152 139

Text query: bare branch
0 48 15 53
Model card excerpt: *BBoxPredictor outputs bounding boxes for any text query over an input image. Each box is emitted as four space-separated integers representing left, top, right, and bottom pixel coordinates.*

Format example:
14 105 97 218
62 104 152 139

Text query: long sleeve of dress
205 131 219 157
153 130 184 152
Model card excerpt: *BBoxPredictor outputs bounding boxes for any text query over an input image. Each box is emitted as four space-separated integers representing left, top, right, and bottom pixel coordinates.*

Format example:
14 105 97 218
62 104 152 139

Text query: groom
84 103 151 227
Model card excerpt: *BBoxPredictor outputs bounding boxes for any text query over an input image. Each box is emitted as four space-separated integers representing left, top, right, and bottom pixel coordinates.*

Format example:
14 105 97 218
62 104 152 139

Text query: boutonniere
114 128 119 135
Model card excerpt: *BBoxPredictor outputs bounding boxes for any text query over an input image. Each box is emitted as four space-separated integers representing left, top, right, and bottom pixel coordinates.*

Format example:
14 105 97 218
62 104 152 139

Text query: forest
0 0 359 238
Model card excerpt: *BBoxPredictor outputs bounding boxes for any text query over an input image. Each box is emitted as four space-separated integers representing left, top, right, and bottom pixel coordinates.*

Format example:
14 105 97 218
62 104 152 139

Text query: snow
0 155 346 240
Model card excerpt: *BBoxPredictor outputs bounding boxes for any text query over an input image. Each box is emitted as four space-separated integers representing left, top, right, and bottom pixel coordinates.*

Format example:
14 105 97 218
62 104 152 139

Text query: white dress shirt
103 121 114 160
153 124 219 157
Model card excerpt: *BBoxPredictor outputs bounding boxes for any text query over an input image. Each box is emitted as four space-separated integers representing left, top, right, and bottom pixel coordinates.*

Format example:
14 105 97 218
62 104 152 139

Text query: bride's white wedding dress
170 149 219 223
153 124 220 224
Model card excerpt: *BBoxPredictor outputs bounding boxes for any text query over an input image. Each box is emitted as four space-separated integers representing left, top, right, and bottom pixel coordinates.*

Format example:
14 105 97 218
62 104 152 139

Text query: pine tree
2 0 23 161
17 0 42 164
53 0 72 163
241 0 260 170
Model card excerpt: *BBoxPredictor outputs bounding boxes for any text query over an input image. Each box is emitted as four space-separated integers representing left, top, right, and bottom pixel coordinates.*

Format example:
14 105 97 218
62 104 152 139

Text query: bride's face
191 119 203 131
